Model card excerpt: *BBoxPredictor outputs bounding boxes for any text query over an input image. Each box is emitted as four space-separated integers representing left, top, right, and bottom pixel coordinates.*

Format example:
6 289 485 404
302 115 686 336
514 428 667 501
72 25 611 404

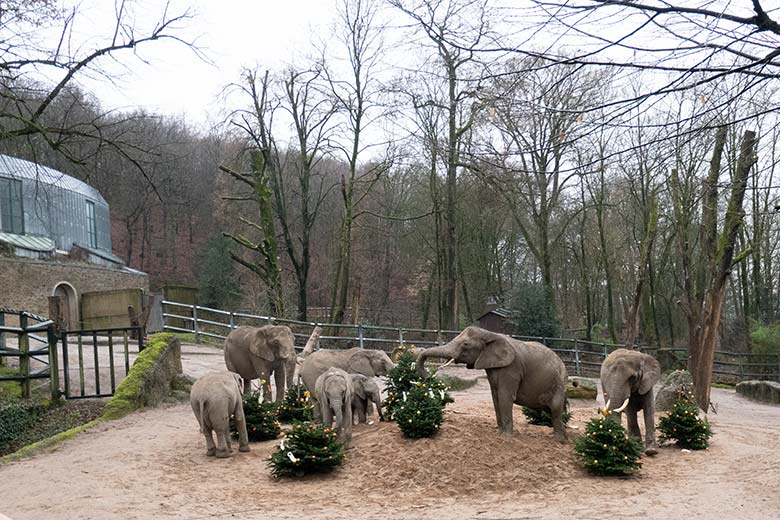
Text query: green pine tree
658 391 712 450
276 384 314 423
383 348 451 421
230 391 281 442
268 421 345 478
521 404 572 426
395 384 446 438
574 416 643 476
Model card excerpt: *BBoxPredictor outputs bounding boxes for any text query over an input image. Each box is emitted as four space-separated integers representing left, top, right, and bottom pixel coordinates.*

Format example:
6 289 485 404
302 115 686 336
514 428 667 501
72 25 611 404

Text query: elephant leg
358 400 367 423
548 394 568 443
243 378 252 395
375 396 384 421
202 429 216 456
642 392 659 455
496 387 515 435
486 372 502 430
342 400 353 446
321 400 334 428
312 396 323 422
274 366 286 403
233 399 250 453
626 405 642 439
214 426 231 458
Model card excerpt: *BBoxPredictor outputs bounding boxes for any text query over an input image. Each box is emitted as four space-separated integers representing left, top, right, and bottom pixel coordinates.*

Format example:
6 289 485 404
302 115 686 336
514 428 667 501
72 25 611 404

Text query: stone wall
736 380 780 405
0 257 148 317
81 288 144 329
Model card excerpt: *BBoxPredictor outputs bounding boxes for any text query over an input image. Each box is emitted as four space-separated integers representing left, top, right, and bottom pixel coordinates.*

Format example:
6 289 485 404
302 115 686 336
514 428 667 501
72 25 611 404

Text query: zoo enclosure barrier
0 307 145 400
161 301 780 383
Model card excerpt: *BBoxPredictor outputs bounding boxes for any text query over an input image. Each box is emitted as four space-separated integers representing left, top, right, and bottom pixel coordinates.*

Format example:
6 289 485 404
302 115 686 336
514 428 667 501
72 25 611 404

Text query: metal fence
0 308 57 399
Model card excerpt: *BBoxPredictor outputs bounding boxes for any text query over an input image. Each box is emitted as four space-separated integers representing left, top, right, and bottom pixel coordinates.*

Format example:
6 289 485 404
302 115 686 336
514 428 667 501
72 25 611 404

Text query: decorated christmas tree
231 391 281 442
658 391 712 450
383 347 451 421
268 421 345 478
395 384 446 438
522 403 572 427
276 383 314 423
574 416 643 476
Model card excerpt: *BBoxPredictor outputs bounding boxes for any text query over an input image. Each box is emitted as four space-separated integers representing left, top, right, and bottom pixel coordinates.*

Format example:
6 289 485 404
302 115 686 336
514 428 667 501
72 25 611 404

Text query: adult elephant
600 348 661 455
224 325 296 401
416 326 568 442
299 347 395 420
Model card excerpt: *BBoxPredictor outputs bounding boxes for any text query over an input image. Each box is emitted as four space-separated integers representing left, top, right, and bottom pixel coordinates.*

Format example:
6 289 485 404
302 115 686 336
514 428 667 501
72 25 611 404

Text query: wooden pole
19 313 30 399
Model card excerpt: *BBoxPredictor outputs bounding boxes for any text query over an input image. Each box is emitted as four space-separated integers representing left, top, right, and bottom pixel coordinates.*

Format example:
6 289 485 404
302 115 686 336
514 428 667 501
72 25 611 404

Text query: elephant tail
197 400 208 433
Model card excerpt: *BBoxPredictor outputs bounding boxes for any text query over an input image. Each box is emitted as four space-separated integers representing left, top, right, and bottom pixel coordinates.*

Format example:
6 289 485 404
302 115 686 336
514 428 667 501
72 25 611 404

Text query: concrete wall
80 288 144 330
0 257 148 318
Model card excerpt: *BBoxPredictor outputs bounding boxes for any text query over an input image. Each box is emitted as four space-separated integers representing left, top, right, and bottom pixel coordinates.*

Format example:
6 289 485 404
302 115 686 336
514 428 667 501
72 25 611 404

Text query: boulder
736 380 780 405
566 376 598 400
655 369 694 411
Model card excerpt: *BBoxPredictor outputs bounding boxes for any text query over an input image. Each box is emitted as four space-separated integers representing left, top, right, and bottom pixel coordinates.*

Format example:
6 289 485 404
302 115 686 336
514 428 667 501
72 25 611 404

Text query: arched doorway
52 282 79 330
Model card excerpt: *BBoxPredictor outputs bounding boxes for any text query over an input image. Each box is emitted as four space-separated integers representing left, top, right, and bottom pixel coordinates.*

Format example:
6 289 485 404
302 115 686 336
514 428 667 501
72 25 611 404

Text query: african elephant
190 371 250 458
315 367 354 444
351 374 384 424
416 326 568 442
600 348 661 455
224 325 296 402
299 347 395 420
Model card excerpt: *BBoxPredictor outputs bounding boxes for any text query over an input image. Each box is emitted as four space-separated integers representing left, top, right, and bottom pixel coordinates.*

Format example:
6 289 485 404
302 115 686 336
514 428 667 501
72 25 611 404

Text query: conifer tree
574 416 643 476
268 421 345 478
658 391 712 450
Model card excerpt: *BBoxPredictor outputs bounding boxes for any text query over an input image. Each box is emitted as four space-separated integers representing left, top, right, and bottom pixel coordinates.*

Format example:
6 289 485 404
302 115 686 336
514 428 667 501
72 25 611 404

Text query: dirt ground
1 346 779 519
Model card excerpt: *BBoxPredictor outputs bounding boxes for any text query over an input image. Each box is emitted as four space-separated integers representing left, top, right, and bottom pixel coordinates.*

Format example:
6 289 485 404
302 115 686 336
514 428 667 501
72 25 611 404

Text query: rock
566 376 597 400
736 380 780 404
655 369 694 411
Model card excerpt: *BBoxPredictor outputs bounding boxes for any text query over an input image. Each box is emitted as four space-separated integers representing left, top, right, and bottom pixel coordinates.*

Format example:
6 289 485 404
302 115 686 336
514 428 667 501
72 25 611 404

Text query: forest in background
3 0 780 388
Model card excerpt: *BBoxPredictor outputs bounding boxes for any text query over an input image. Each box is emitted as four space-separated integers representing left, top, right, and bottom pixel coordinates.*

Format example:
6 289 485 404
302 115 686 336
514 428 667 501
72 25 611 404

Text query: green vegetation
749 322 780 355
276 384 314 422
0 401 44 454
383 349 452 421
0 366 22 402
102 333 175 420
395 384 447 438
522 404 572 427
199 235 242 310
268 421 345 478
231 391 281 442
506 282 561 338
574 416 643 476
659 391 712 450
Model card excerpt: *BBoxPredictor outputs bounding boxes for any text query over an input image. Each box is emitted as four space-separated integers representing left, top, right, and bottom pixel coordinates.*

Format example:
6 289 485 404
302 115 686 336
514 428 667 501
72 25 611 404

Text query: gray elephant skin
600 348 661 455
351 374 384 423
315 367 355 444
299 347 394 419
416 326 568 442
190 371 250 458
224 325 296 401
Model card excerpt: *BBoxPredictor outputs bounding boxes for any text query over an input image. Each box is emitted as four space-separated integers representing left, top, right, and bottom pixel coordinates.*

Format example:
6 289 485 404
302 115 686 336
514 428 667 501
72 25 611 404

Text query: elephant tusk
438 358 455 370
600 399 611 415
614 398 630 413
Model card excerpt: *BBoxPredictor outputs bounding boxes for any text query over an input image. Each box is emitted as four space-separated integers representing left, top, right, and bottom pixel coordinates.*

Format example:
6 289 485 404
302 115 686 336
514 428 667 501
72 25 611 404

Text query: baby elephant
351 374 384 424
190 371 250 458
314 367 354 445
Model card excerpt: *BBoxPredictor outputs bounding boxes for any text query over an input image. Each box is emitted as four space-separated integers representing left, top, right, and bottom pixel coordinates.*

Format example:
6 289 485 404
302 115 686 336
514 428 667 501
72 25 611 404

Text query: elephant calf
351 374 384 424
315 368 354 445
190 371 250 458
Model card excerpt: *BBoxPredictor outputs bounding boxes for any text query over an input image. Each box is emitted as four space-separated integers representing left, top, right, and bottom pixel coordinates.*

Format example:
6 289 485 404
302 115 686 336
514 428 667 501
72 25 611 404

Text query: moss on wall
101 333 179 420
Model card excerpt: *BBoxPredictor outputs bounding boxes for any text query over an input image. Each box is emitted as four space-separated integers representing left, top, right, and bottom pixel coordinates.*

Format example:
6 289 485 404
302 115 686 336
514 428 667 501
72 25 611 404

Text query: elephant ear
354 380 366 400
638 354 661 394
347 351 374 376
250 328 275 361
474 335 515 370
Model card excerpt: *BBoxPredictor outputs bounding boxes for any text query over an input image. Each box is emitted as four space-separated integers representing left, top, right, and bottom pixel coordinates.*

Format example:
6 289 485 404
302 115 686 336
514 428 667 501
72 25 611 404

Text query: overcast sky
71 0 340 130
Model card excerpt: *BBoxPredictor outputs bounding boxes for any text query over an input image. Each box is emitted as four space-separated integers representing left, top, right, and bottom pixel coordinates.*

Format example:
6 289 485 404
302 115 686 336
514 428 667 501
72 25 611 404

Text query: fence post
574 339 581 376
602 343 608 360
358 324 365 349
19 313 30 399
0 311 5 367
399 328 404 347
436 330 443 346
192 305 200 344
47 324 60 401
229 312 235 330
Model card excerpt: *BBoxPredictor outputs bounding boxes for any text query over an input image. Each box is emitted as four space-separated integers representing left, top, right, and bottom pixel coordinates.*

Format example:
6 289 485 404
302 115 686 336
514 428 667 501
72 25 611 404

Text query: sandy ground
1 345 779 519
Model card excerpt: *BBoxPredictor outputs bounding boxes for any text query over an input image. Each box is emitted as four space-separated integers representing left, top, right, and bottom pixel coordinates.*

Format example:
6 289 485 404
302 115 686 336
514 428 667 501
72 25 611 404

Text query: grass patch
171 332 223 346
712 382 736 390
1 418 104 463
0 366 22 403
102 332 176 420
438 373 479 392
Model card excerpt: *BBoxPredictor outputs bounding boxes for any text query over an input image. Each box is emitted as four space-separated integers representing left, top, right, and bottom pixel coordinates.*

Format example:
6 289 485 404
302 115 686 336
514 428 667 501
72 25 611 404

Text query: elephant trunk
331 396 344 430
374 395 384 420
415 344 456 376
